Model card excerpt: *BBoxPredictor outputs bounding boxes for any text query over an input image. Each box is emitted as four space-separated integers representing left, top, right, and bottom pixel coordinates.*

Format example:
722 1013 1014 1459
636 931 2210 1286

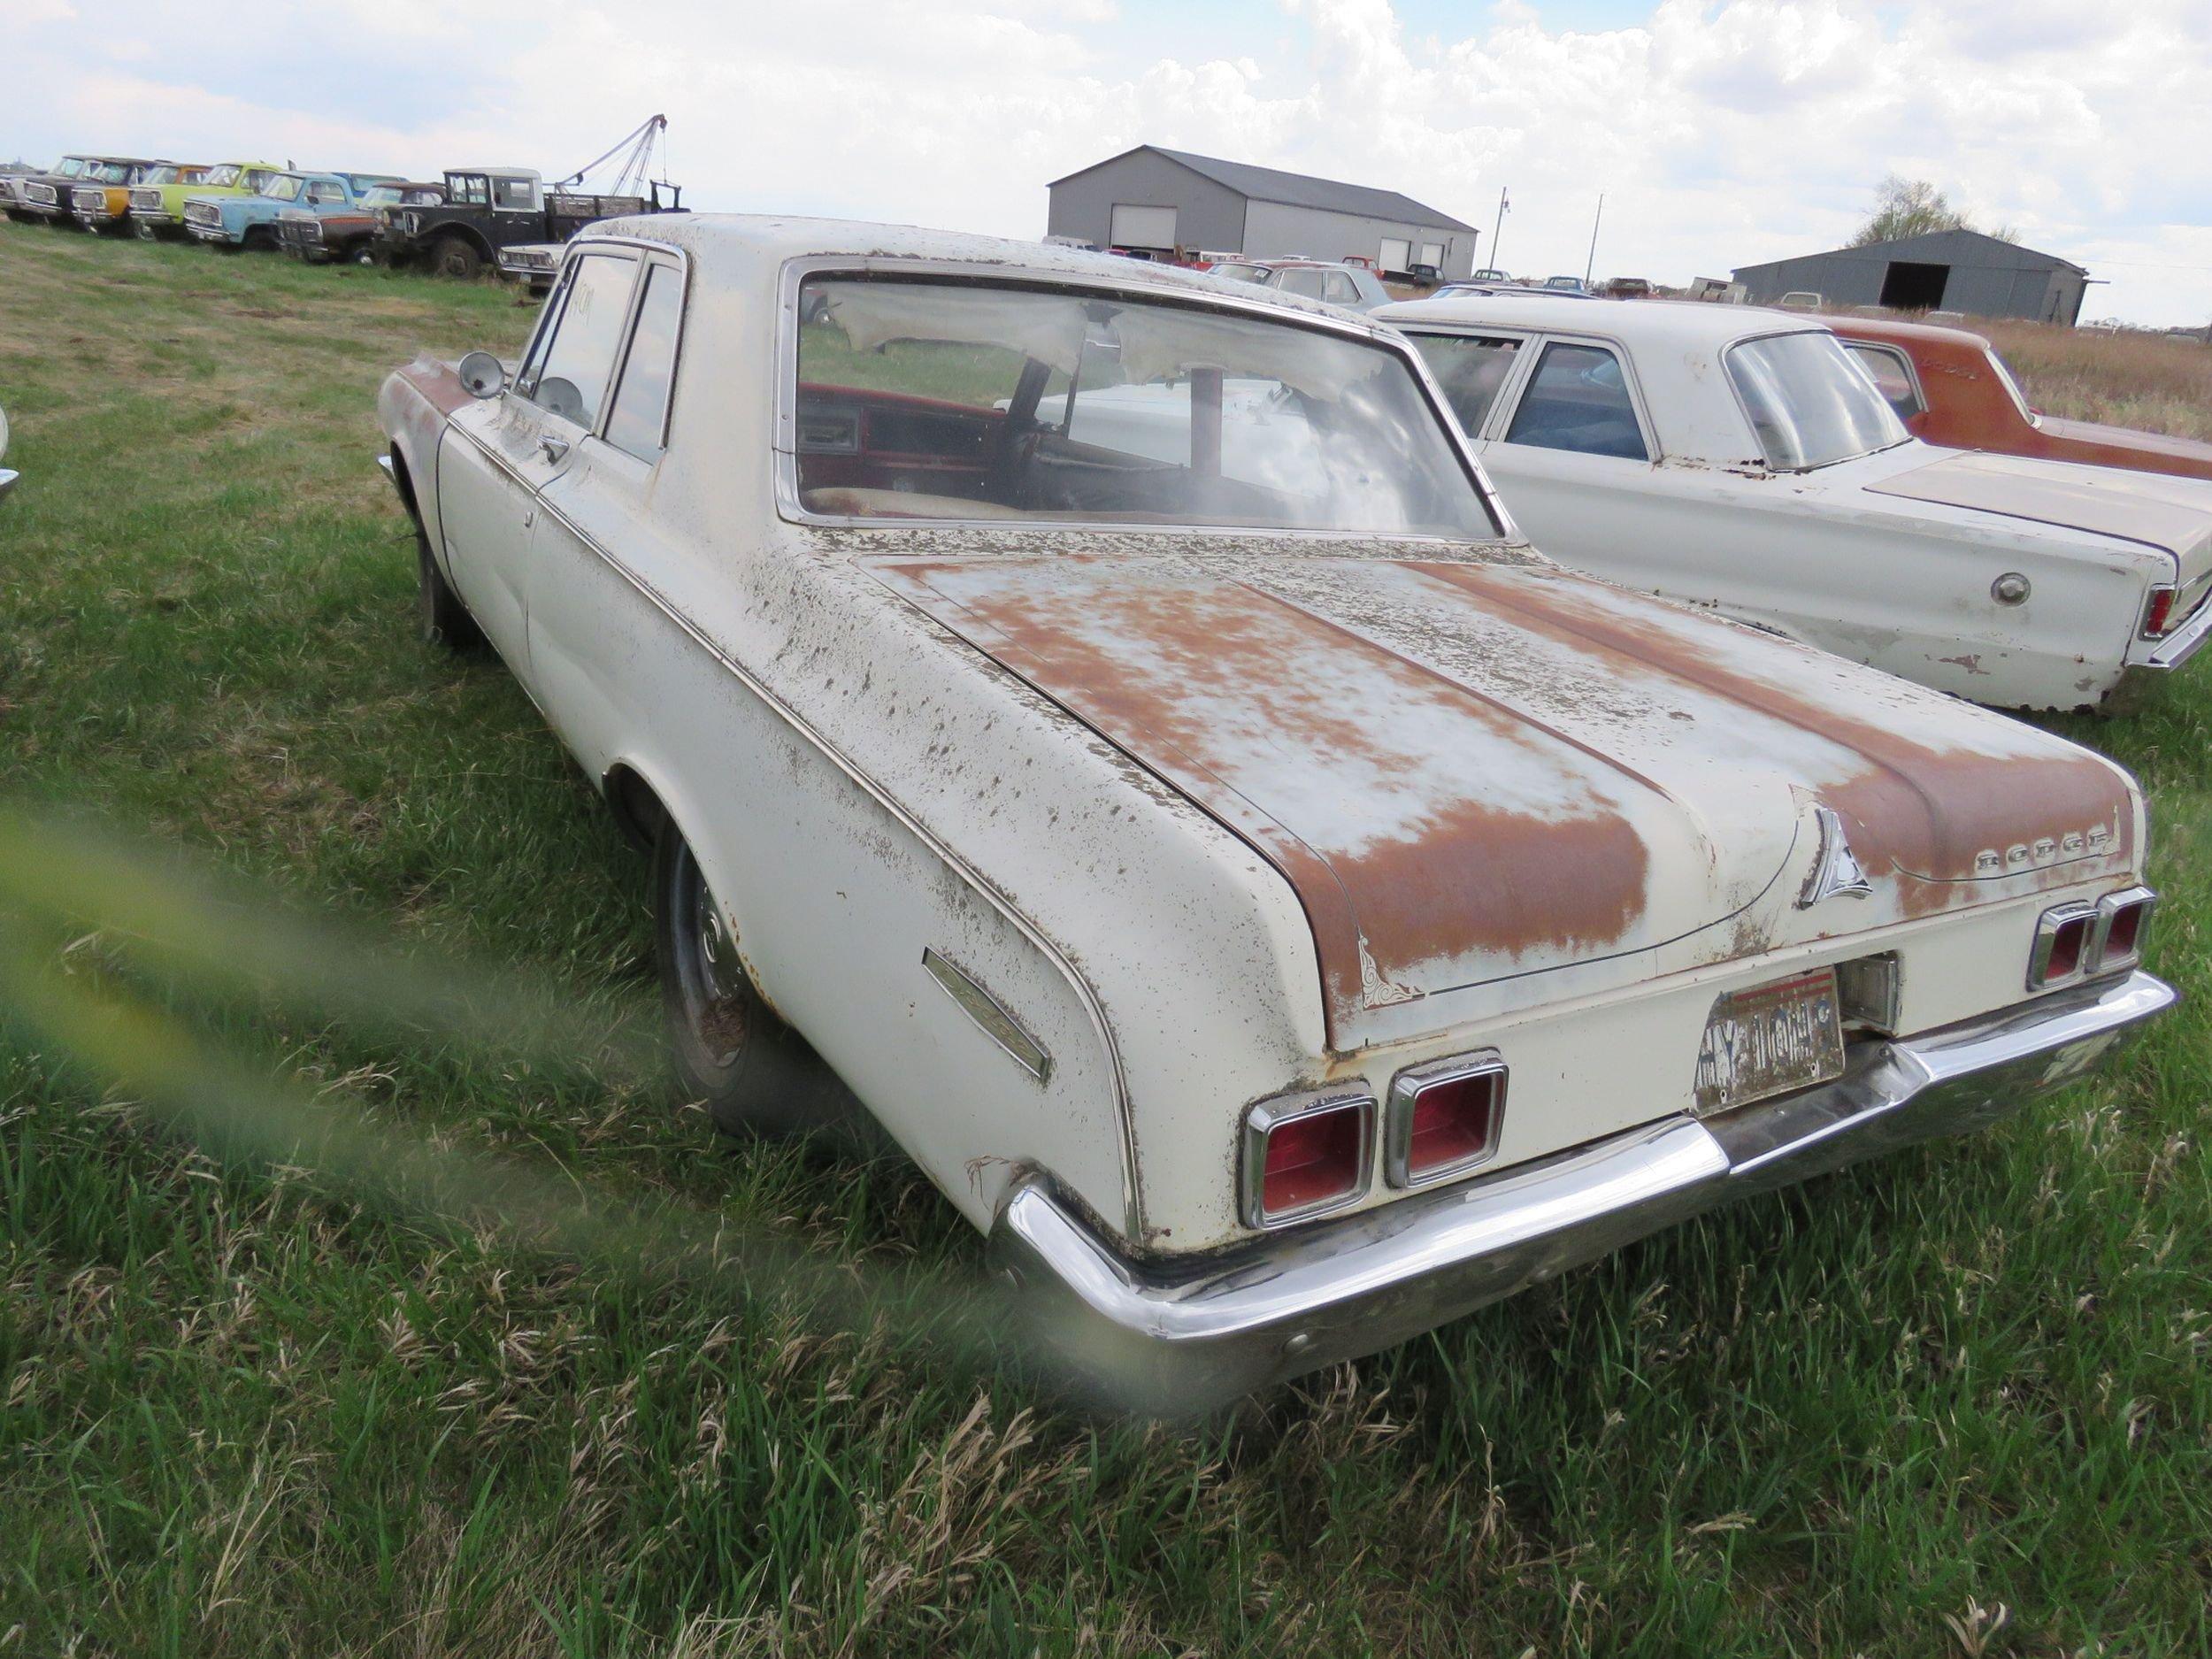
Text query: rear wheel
414 523 483 650
433 235 482 280
654 826 833 1138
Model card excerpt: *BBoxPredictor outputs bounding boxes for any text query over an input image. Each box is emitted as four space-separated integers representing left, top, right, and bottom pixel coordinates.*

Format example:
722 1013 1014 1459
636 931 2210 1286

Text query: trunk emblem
1799 806 1874 908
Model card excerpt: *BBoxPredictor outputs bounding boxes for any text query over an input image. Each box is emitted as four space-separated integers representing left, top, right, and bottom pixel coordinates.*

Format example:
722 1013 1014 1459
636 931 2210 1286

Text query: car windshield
88 163 132 184
1207 263 1268 283
1727 331 1909 470
204 164 242 187
142 165 181 186
262 174 306 202
794 276 1498 538
57 157 88 178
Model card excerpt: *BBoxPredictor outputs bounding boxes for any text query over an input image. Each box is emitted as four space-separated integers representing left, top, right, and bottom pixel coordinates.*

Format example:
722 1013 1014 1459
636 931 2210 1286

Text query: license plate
1693 966 1845 1116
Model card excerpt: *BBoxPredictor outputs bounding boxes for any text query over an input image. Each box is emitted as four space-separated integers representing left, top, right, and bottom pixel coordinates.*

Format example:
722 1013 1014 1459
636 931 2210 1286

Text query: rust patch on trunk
1417 562 2134 914
873 557 1655 1041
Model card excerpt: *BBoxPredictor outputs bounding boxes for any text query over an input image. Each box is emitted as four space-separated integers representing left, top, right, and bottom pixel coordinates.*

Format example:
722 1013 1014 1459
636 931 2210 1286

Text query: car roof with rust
1826 314 1994 352
1376 292 1832 351
582 211 1392 332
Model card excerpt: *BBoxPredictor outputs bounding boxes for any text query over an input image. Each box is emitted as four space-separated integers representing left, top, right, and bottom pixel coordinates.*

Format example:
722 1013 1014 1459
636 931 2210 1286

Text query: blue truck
182 169 398 251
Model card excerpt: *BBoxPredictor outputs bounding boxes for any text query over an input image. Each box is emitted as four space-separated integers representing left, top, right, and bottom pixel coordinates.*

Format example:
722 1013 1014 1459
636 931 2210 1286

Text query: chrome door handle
540 435 570 463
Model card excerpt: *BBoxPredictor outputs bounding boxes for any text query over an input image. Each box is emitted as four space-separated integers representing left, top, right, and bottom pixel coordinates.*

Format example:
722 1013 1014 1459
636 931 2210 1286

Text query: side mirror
456 350 505 398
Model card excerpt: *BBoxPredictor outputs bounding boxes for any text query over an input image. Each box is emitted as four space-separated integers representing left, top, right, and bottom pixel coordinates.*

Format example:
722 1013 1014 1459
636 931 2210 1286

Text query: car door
525 249 686 779
435 246 642 673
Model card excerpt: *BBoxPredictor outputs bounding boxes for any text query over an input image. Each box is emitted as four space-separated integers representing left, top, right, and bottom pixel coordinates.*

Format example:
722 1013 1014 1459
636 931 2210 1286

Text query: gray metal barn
1732 228 2089 324
1046 145 1477 280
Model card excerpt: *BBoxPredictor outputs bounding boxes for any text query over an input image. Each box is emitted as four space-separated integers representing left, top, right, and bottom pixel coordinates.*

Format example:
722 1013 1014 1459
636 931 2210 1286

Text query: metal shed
1732 229 2089 324
1045 145 1478 280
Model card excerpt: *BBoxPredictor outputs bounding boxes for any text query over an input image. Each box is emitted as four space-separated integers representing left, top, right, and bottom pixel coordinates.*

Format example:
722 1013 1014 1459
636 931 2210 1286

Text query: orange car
1831 316 2212 482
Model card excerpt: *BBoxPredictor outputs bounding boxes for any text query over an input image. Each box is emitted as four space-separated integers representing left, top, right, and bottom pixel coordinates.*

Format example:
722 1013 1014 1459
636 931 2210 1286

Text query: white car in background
376 219 2171 1406
1376 294 2212 710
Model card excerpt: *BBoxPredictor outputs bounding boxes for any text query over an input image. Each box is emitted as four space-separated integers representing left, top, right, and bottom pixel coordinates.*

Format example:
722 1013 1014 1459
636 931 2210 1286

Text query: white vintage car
377 218 2173 1407
1373 294 2212 710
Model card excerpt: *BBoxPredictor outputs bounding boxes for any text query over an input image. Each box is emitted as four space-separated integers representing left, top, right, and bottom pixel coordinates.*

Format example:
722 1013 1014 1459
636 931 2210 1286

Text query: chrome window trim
1393 326 1542 444
770 255 1518 543
596 249 688 462
1839 339 1926 419
1385 1050 1507 1190
1490 331 1661 463
2092 885 2156 973
514 246 643 419
2028 899 2100 992
1240 1087 1376 1231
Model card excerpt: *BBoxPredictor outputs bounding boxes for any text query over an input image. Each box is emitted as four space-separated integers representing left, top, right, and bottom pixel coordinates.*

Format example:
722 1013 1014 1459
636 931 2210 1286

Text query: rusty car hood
1867 450 2212 591
865 548 2139 1049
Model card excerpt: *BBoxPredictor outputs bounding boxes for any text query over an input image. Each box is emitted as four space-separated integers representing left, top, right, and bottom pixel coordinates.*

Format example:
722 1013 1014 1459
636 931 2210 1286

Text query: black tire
414 524 483 650
433 235 482 280
654 826 833 1138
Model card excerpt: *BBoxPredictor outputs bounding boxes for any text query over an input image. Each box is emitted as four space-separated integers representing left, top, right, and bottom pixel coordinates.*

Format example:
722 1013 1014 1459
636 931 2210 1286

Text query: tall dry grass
1979 318 2212 443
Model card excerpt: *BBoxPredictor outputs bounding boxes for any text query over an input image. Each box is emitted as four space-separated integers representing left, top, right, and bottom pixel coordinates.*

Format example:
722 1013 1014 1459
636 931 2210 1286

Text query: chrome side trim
437 417 1141 1236
922 948 1053 1085
988 970 2174 1411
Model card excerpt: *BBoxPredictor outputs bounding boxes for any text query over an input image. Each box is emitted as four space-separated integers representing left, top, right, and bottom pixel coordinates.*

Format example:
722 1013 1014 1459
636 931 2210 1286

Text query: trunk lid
1868 449 2212 600
868 546 2139 1050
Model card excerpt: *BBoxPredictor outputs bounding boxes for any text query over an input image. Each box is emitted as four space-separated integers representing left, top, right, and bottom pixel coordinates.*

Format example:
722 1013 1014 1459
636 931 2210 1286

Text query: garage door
1110 204 1179 250
1379 237 1410 272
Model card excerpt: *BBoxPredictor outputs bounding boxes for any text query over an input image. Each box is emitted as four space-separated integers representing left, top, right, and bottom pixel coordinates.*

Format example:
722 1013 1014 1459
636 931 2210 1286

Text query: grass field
3 223 2210 1657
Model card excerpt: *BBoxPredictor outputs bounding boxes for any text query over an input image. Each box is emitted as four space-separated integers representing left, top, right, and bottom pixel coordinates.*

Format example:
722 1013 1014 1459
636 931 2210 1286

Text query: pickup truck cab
277 180 443 263
378 166 680 278
185 170 398 250
131 160 285 240
71 160 194 234
15 156 150 226
374 216 2172 1407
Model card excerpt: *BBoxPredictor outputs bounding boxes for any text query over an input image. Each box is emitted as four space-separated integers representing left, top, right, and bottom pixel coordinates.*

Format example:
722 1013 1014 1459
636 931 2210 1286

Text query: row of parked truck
1 151 681 280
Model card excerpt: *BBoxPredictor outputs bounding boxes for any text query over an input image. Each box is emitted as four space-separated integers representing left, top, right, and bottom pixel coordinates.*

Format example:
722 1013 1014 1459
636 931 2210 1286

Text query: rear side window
523 253 639 428
603 263 682 459
1409 334 1524 438
1504 342 1648 461
1844 342 1923 419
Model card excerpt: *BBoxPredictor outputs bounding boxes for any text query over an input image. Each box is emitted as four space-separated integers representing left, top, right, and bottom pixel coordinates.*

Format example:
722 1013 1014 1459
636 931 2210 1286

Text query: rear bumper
989 970 2173 1410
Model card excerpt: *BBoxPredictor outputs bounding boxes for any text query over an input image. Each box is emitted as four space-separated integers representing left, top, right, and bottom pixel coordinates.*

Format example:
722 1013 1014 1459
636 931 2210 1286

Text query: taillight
1240 1089 1371 1228
2095 886 2155 971
2029 901 2098 990
2031 887 2157 991
2141 586 2177 639
1386 1052 1506 1189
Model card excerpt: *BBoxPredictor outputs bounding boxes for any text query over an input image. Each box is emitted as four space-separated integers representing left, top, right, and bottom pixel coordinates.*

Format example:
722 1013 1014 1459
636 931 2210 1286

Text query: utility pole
1490 186 1509 273
1584 192 1605 287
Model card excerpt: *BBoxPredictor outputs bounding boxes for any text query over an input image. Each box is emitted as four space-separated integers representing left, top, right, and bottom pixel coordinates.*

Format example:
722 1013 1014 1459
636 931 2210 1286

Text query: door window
1323 270 1361 305
1843 342 1924 419
521 253 639 429
1271 267 1327 300
1409 334 1525 437
305 180 343 204
492 176 534 211
603 263 683 459
1503 342 1649 461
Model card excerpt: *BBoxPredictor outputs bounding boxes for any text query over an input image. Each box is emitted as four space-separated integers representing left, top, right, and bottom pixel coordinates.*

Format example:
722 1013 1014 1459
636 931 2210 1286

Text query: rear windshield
1727 331 1909 470
793 276 1497 539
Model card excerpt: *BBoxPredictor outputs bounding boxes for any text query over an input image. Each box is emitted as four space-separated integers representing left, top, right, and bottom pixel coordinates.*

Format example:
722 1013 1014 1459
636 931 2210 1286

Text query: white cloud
2 0 2208 325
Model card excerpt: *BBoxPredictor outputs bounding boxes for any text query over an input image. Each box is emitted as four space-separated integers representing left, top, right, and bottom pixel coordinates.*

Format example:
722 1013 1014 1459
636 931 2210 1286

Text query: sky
4 0 2208 326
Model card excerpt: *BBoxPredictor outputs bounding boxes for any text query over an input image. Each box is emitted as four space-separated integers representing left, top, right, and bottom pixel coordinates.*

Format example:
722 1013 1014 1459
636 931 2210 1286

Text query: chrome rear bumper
989 970 2173 1410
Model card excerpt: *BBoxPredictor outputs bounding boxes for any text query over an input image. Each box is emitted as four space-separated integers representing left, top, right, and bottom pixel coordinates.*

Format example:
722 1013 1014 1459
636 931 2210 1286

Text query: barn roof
1734 227 2086 279
1050 144 1476 233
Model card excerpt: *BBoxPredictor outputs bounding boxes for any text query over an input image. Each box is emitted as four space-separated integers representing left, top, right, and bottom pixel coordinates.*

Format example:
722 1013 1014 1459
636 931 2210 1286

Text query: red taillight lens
2097 887 2155 970
2030 902 2099 990
2142 586 2177 639
1243 1092 1371 1226
1386 1054 1506 1188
